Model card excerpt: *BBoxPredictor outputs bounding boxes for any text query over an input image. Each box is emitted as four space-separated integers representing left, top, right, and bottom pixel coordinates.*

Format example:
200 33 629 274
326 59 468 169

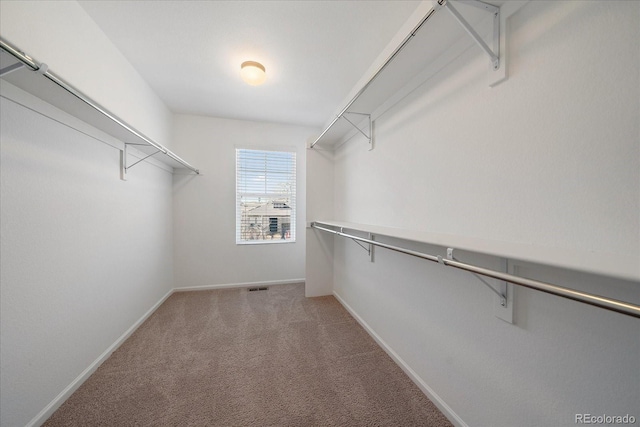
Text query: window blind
236 148 296 244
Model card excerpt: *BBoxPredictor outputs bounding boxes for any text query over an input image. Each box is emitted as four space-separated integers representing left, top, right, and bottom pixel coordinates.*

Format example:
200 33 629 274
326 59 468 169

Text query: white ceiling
77 0 422 128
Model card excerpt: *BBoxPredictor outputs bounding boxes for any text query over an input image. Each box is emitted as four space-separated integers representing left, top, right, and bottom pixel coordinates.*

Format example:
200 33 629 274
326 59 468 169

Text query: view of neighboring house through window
236 148 296 244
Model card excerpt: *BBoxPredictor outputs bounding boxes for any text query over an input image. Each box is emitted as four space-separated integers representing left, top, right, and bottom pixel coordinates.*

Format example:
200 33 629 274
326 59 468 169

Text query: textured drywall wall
172 115 312 288
335 0 639 261
305 146 335 297
0 87 174 427
332 1 640 426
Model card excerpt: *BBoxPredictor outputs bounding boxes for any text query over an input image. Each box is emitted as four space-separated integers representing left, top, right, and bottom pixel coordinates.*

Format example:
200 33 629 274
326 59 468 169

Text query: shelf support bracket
440 0 500 71
120 143 162 181
341 112 373 151
341 227 374 258
446 247 513 323
447 248 506 306
351 238 371 256
369 233 375 262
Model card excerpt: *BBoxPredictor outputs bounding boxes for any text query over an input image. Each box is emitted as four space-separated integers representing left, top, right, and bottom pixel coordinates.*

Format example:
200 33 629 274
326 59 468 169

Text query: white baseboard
332 290 469 427
173 278 306 292
26 289 174 427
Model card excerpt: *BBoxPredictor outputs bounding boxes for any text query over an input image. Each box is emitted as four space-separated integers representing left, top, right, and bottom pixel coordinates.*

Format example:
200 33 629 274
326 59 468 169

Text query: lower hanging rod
311 223 640 319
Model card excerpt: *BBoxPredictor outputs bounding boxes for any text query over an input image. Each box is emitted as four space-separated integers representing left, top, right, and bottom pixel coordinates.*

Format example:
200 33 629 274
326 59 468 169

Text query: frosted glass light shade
240 61 266 86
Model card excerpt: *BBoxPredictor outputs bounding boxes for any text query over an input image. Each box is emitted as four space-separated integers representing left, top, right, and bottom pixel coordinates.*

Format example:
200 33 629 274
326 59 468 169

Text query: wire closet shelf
0 37 200 175
311 222 640 319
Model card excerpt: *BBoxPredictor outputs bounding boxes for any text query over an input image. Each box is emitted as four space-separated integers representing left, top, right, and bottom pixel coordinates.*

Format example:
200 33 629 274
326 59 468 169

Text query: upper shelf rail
0 38 199 175
311 222 640 319
310 0 501 149
309 6 439 149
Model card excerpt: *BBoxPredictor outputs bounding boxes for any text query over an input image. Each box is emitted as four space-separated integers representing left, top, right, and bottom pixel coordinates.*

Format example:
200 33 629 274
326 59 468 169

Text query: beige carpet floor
44 283 453 426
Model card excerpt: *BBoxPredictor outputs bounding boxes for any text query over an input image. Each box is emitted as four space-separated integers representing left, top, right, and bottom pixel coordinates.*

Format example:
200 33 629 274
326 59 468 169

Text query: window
236 148 296 244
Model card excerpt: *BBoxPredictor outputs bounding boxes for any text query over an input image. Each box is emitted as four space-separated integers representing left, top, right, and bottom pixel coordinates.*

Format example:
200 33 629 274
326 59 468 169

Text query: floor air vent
248 287 269 292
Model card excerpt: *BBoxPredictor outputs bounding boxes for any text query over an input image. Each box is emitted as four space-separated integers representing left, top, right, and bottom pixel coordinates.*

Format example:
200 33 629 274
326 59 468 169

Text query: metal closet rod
0 38 199 174
310 5 439 148
311 223 640 319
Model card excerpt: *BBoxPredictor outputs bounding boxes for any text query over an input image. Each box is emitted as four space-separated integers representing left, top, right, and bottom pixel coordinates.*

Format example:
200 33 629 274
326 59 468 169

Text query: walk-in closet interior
1 1 638 426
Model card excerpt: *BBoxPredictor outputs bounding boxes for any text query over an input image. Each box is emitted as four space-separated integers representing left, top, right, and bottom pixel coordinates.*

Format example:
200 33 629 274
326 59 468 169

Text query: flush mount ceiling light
240 61 266 86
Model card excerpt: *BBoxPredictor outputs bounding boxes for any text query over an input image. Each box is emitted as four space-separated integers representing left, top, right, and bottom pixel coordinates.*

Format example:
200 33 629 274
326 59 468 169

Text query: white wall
305 146 335 297
329 1 639 426
1 4 181 425
335 0 639 259
0 0 174 149
172 115 312 288
0 85 175 427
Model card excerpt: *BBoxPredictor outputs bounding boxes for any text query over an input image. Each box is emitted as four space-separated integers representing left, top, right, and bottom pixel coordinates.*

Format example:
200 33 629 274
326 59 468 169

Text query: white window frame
236 147 296 245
